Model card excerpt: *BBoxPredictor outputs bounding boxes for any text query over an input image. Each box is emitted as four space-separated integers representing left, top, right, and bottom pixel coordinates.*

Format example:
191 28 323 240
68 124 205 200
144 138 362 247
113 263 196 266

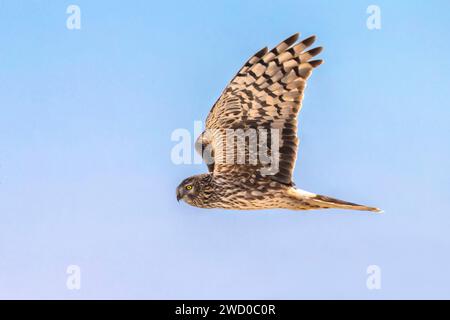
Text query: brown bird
176 33 381 213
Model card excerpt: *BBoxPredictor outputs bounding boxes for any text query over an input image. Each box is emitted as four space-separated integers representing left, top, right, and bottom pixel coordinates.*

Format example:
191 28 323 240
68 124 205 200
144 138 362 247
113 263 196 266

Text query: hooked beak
176 189 182 202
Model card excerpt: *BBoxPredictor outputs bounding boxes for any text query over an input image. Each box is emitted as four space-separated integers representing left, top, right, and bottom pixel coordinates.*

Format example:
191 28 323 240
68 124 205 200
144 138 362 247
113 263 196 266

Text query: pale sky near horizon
0 0 449 299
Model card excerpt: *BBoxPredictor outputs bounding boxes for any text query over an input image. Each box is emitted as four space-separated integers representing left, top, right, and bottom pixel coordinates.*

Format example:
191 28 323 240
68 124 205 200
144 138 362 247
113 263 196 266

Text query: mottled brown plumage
176 33 381 212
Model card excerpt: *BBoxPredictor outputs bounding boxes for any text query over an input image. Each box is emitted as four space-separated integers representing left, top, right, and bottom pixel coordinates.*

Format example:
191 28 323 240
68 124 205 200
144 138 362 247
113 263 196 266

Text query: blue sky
0 0 449 299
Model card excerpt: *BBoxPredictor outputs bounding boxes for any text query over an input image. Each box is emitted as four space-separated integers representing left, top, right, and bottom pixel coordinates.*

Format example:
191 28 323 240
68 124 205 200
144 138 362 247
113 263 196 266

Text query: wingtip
308 46 323 56
255 46 269 58
292 32 301 39
309 59 324 68
284 33 300 46
302 35 317 47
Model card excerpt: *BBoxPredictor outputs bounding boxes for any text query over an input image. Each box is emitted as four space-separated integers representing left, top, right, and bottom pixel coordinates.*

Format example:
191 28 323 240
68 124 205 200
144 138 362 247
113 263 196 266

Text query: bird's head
176 175 203 205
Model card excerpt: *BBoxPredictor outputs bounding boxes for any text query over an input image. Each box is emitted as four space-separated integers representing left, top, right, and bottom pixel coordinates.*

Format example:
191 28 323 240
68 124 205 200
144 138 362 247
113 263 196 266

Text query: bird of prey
176 33 381 212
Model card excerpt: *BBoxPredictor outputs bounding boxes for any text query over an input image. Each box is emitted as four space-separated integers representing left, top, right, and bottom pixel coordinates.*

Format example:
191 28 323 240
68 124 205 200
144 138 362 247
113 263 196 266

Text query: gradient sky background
0 0 449 299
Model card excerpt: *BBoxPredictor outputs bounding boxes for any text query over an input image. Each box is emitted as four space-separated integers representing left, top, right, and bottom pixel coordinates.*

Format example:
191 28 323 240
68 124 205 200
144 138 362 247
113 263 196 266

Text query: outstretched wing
195 46 269 172
198 33 323 184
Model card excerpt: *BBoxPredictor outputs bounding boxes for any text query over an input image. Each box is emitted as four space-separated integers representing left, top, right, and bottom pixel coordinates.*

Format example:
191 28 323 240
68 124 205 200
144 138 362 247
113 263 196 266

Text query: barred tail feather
288 188 383 213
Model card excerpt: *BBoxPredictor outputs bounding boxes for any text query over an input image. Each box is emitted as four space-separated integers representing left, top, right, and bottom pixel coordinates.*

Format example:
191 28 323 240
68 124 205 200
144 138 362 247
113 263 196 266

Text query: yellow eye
185 185 193 190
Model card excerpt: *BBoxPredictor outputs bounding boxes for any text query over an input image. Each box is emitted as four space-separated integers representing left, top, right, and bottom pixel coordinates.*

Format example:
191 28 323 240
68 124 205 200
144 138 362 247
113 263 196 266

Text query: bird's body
179 169 292 210
176 33 381 213
178 169 380 212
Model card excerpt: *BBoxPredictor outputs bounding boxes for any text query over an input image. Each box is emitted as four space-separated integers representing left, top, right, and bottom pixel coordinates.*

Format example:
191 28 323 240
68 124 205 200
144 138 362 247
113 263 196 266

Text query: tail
287 188 383 213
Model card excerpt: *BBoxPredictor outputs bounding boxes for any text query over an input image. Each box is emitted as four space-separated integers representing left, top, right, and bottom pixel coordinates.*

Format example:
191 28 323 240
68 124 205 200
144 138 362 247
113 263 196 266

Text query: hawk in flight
176 33 381 212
